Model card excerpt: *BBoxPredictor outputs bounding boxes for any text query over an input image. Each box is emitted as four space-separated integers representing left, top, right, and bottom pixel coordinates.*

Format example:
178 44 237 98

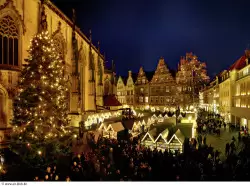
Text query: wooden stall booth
168 129 185 153
141 129 157 150
105 122 125 139
154 128 169 151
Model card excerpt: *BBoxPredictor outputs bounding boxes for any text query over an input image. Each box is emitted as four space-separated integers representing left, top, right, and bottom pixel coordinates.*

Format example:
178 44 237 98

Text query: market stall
168 129 185 153
155 128 169 151
141 129 156 150
105 122 125 139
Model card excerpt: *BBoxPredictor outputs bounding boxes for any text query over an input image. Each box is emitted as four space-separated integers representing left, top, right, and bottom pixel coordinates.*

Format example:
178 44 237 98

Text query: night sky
52 0 250 78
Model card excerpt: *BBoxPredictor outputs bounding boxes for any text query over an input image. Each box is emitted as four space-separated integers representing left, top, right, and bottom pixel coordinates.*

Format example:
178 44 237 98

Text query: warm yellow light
38 151 42 155
188 116 192 121
74 134 77 138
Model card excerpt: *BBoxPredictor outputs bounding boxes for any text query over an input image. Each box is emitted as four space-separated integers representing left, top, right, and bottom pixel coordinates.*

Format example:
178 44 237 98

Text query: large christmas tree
10 30 73 168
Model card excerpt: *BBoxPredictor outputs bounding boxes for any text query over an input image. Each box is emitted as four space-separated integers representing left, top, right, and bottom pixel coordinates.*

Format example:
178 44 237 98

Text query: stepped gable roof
116 75 127 86
103 95 122 107
228 55 247 71
145 71 154 81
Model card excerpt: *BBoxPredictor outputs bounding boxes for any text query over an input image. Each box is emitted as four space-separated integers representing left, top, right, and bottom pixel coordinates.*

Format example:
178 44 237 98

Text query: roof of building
155 128 169 143
103 95 122 107
228 55 247 71
46 1 104 59
107 122 125 132
169 129 185 144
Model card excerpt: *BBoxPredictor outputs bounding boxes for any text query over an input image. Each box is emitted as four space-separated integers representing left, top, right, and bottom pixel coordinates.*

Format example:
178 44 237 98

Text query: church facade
0 0 114 136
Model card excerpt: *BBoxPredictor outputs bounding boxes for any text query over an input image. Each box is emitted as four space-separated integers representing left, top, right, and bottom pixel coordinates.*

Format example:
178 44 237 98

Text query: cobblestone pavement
198 128 242 158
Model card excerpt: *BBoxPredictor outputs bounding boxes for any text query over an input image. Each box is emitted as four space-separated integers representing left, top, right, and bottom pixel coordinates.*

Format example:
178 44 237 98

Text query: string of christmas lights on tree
10 30 73 167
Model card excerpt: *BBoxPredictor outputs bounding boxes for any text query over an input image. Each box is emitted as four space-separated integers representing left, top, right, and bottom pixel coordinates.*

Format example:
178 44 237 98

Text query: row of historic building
116 53 209 111
0 0 117 135
199 49 250 129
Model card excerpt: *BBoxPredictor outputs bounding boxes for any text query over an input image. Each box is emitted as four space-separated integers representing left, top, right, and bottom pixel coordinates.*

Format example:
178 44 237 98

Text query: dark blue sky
52 0 250 78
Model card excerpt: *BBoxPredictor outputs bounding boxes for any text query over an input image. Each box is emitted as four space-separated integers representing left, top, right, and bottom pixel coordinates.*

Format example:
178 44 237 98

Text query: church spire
40 0 48 32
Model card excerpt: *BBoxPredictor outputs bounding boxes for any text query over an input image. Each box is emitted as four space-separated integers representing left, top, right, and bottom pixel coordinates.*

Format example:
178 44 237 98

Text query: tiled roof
103 95 122 107
228 55 247 71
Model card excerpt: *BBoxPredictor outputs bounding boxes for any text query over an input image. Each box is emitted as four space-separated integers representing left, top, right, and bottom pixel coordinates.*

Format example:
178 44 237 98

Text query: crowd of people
196 111 226 136
27 129 250 181
3 110 250 181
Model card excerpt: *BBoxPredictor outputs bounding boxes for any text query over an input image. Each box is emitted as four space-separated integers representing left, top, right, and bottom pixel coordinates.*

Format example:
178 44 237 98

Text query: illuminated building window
236 99 240 107
140 88 144 93
166 86 170 92
145 97 148 103
243 68 249 76
142 79 145 84
139 96 143 103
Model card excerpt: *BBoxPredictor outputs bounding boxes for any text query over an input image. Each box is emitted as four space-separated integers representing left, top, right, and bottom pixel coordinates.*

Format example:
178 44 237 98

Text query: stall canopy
141 128 157 143
98 123 109 130
155 128 169 143
107 122 125 133
103 95 122 107
177 123 193 138
168 129 185 145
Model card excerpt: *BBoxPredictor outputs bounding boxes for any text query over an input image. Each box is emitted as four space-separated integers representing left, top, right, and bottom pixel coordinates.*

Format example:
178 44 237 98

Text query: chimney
128 70 132 77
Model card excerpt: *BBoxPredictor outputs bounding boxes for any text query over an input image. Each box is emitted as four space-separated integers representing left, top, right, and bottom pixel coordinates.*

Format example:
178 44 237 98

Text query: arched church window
0 15 19 67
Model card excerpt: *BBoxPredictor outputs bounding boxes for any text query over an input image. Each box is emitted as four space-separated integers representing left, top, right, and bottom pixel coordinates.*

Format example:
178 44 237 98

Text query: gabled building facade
116 76 126 104
149 57 176 110
125 70 135 106
134 67 150 106
200 49 250 127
